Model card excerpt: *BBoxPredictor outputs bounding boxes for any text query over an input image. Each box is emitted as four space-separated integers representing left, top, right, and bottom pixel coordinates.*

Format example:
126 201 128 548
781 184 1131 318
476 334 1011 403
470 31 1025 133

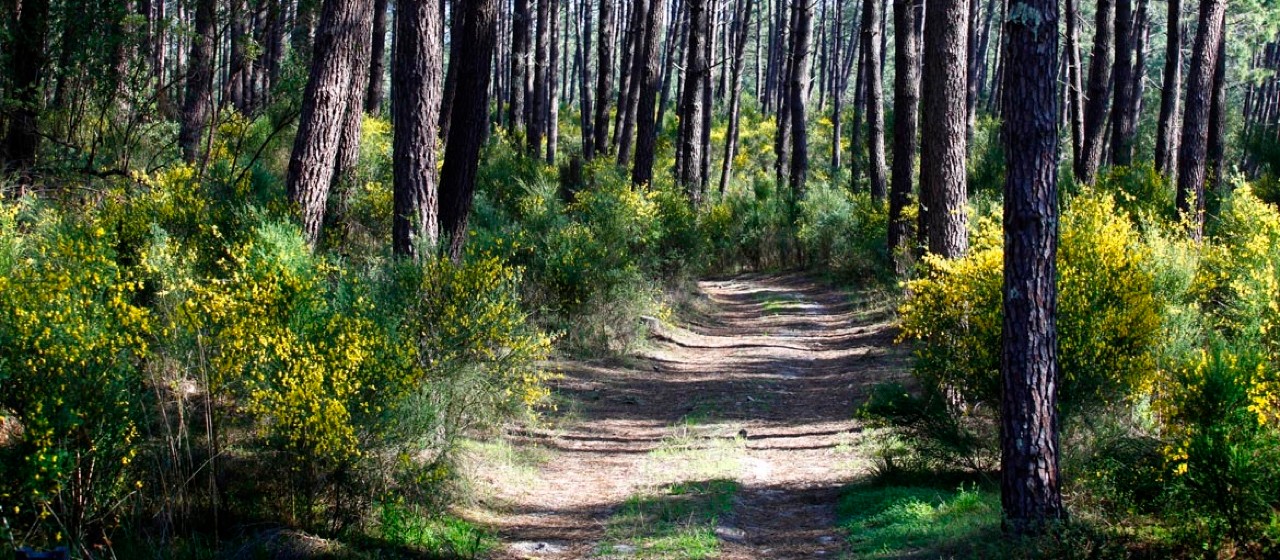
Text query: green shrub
1094 164 1176 224
797 183 891 282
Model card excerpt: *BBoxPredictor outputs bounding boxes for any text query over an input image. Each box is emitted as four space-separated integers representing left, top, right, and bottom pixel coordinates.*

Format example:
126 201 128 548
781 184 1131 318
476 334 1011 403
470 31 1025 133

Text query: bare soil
472 273 908 559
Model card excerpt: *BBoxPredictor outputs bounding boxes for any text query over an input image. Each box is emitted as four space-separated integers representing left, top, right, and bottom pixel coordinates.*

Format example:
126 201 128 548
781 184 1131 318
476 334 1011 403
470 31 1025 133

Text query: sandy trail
476 273 907 559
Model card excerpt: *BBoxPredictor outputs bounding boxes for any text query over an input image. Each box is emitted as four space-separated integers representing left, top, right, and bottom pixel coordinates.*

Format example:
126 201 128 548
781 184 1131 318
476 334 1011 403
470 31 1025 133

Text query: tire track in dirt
475 273 908 559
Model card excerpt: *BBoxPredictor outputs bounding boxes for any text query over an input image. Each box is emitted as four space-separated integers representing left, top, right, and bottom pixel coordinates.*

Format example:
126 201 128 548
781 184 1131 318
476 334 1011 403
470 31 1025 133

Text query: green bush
797 183 891 282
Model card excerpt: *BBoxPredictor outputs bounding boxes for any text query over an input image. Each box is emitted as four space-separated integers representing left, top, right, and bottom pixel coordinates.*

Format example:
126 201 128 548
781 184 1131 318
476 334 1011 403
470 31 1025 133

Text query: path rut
474 273 908 559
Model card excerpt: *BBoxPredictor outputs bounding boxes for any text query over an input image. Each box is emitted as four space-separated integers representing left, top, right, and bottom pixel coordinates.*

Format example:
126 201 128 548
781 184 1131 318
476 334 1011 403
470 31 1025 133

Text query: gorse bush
0 203 152 549
883 192 1162 466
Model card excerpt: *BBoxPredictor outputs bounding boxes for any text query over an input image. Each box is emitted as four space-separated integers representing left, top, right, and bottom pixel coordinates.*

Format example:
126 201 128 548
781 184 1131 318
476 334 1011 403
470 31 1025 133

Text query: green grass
602 479 741 559
375 503 496 558
838 483 1000 558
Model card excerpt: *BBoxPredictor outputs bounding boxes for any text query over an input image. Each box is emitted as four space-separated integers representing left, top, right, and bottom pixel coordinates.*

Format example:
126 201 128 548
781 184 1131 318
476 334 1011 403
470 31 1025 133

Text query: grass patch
374 503 496 558
602 479 741 559
838 483 1000 558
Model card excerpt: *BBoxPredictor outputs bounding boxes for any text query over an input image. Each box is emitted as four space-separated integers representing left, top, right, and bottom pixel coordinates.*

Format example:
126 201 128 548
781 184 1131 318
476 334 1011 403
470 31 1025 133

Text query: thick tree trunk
287 0 374 247
365 0 390 113
2 0 50 176
865 0 887 201
678 0 710 198
999 0 1064 532
920 0 970 258
787 0 812 198
1077 0 1113 183
719 0 755 193
440 0 499 262
631 0 668 186
1175 0 1226 241
593 0 615 156
1156 0 1182 176
888 0 921 272
179 0 216 164
1109 0 1137 166
391 0 443 257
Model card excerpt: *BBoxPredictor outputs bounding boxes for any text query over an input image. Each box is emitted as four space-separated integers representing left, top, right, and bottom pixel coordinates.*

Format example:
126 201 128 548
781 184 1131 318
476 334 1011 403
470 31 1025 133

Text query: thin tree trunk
865 0 887 200
530 0 551 152
889 0 921 272
593 0 615 156
720 0 755 193
1078 0 1114 183
440 0 499 261
1065 0 1084 170
1155 0 1182 175
1110 0 1137 165
548 0 560 163
788 0 813 198
831 0 845 170
366 0 390 113
579 0 596 159
1206 31 1226 193
509 0 531 133
1175 0 1226 241
617 0 649 165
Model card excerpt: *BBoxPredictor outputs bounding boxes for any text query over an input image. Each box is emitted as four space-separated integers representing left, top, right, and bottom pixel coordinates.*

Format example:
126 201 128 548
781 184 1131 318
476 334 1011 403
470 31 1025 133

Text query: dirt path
472 273 908 559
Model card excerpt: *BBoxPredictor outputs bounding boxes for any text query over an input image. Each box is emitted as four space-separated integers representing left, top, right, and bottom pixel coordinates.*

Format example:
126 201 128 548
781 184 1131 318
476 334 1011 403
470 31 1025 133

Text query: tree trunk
529 0 551 153
1175 0 1226 241
579 0 596 159
365 0 390 113
1109 0 1137 166
593 0 615 156
391 0 443 257
509 0 531 134
831 0 845 170
548 0 560 163
1206 31 1226 193
1155 0 1182 175
920 0 970 258
1064 0 1085 170
719 0 755 193
2 0 50 176
440 0 499 262
179 0 216 164
865 0 887 200
788 0 813 198
287 0 374 247
616 0 648 166
631 0 668 186
999 0 1064 532
888 0 921 272
965 0 979 140
678 0 710 198
1077 0 1113 183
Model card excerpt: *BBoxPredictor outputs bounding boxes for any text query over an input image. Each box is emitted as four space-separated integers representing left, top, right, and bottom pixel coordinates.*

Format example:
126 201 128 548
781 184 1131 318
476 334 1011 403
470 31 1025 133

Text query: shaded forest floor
462 273 909 559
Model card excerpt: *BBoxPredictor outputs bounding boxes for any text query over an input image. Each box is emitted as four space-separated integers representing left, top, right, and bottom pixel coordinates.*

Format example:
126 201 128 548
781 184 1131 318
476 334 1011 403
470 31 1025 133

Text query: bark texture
999 0 1064 532
392 0 444 257
889 0 921 271
865 0 887 201
1078 0 1114 183
920 0 970 258
630 0 667 187
1176 0 1226 241
179 0 216 163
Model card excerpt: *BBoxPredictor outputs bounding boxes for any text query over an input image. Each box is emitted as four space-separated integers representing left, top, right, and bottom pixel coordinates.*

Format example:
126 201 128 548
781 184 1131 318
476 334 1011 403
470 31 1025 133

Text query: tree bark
865 0 887 201
1077 0 1113 183
719 0 755 193
579 0 596 159
617 0 648 165
364 0 390 113
1175 0 1226 241
548 0 561 163
391 0 443 257
529 0 551 153
920 0 970 258
889 0 921 272
593 0 615 156
1206 31 1226 194
1155 0 1182 175
287 0 374 247
440 0 499 262
510 0 532 134
1109 0 1137 166
999 0 1064 532
631 0 668 186
787 0 813 198
678 0 711 198
1064 0 1085 170
179 0 216 164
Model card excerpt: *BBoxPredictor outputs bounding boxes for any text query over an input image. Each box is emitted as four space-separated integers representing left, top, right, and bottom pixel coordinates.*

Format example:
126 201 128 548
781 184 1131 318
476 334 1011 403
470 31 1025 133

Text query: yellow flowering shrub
899 192 1161 417
0 203 152 546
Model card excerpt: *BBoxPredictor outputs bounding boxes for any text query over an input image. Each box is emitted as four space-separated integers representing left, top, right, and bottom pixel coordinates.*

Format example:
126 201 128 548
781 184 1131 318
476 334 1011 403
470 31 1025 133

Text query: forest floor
463 273 910 559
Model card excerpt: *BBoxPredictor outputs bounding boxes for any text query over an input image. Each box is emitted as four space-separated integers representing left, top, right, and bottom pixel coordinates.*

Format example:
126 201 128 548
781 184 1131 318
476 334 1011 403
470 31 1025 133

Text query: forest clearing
3 0 1280 557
